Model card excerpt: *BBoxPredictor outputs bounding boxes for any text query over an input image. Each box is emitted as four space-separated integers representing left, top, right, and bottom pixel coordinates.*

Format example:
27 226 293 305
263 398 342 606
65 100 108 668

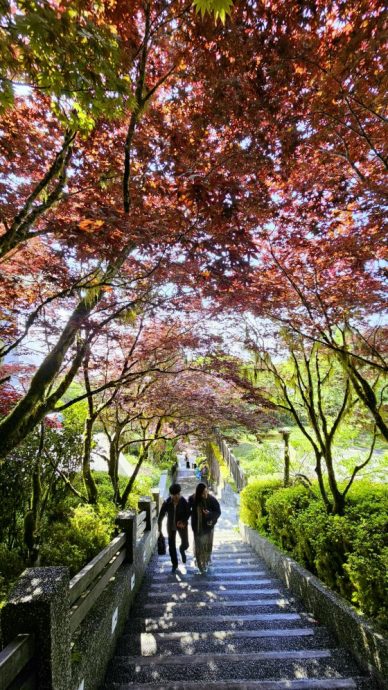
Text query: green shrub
293 505 353 597
343 511 388 628
343 480 387 519
266 484 311 552
92 470 160 509
0 545 25 607
125 475 157 510
40 504 112 576
240 478 283 533
244 477 388 631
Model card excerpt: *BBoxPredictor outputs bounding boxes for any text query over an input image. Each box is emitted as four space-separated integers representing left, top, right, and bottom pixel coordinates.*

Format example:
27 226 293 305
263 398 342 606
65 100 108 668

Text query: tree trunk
0 235 135 461
0 299 90 459
108 430 121 504
82 416 98 504
324 447 345 516
24 425 45 565
314 450 332 513
120 450 147 509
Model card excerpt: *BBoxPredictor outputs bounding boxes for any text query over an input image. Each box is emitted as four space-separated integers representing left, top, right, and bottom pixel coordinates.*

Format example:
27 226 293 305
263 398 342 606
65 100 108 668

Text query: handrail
69 548 126 633
69 509 149 633
136 510 147 540
214 431 247 491
69 533 126 605
0 634 35 690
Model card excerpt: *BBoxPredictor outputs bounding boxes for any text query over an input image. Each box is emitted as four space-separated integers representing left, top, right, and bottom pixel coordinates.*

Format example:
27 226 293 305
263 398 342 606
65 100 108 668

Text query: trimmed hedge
240 478 283 532
240 479 388 631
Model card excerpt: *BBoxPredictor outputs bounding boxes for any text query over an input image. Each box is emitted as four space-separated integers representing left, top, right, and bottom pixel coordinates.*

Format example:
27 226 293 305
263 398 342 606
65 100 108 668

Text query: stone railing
213 430 247 492
0 473 169 690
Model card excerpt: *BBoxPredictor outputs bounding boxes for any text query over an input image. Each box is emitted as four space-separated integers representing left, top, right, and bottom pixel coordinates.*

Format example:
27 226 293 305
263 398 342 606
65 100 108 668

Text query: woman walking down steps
102 459 377 689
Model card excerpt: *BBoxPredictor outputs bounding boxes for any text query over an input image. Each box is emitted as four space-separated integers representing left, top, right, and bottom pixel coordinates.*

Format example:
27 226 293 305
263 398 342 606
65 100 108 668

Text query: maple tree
67 315 206 504
222 241 388 441
208 324 382 514
54 312 259 506
2 0 261 459
1 0 386 468
251 335 378 515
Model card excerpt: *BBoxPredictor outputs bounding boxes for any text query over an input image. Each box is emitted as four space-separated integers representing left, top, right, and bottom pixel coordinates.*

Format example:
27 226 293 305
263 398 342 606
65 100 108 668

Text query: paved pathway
102 457 375 689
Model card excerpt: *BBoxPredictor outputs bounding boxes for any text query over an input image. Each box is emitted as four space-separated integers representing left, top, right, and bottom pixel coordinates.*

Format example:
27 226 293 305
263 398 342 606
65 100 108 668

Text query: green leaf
193 0 234 22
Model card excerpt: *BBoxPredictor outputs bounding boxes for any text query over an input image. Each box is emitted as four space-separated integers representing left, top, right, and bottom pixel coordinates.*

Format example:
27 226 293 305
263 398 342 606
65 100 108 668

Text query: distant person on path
158 483 190 572
188 482 221 574
200 463 209 485
170 460 178 481
185 452 190 468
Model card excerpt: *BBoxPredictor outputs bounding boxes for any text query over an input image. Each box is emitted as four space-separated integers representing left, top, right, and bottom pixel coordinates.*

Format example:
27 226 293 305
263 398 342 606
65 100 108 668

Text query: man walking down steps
102 459 377 690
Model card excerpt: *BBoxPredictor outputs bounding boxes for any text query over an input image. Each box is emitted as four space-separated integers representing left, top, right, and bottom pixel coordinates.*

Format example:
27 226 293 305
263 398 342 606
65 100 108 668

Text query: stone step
202 557 262 565
151 572 268 581
105 679 359 690
124 612 304 634
105 648 362 684
115 648 333 667
143 588 282 601
212 544 252 549
209 550 256 557
212 540 250 545
115 627 334 657
137 598 293 613
155 554 263 575
147 580 277 592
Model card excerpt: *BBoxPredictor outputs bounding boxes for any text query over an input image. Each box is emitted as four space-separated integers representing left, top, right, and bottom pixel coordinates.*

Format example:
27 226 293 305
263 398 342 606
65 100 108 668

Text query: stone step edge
155 564 264 570
141 598 291 609
129 627 316 642
151 573 267 580
146 588 281 598
107 679 357 690
148 580 275 589
113 648 332 667
131 613 301 624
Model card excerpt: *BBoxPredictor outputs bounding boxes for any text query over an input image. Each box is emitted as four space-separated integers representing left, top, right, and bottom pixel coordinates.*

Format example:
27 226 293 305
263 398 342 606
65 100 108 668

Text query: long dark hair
195 482 207 503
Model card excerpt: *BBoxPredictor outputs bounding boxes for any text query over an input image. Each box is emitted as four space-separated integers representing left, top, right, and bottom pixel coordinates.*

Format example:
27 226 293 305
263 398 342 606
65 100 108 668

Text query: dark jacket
158 496 190 537
188 493 221 534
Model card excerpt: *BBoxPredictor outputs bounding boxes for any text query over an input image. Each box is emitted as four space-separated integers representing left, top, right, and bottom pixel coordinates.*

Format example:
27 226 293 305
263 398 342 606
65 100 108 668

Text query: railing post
1 567 71 690
138 497 152 531
158 470 169 500
152 488 161 516
116 510 137 564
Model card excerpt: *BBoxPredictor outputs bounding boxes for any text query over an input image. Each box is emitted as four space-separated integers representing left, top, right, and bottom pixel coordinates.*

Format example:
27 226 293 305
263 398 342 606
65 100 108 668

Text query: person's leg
168 531 178 570
195 533 206 572
207 529 214 566
178 526 189 563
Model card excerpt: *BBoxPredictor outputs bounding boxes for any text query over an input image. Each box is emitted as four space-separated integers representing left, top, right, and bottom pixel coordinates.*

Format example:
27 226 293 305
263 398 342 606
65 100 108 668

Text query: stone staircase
102 464 376 690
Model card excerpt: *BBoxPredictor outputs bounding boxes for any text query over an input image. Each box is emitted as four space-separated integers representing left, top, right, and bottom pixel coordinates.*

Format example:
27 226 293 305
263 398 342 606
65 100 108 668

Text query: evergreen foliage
240 479 388 630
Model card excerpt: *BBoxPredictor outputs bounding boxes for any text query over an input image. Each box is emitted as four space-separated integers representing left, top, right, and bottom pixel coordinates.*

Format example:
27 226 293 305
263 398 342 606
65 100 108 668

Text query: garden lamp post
279 427 291 487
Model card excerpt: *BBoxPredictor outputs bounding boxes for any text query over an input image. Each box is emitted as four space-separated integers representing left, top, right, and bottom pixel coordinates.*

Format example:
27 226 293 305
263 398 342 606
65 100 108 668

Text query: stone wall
71 528 157 690
240 521 388 690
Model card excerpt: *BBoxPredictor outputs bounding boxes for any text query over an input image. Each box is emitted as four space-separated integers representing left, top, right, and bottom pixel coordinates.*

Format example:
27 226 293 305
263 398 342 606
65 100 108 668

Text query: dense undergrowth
0 468 162 607
240 479 388 631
